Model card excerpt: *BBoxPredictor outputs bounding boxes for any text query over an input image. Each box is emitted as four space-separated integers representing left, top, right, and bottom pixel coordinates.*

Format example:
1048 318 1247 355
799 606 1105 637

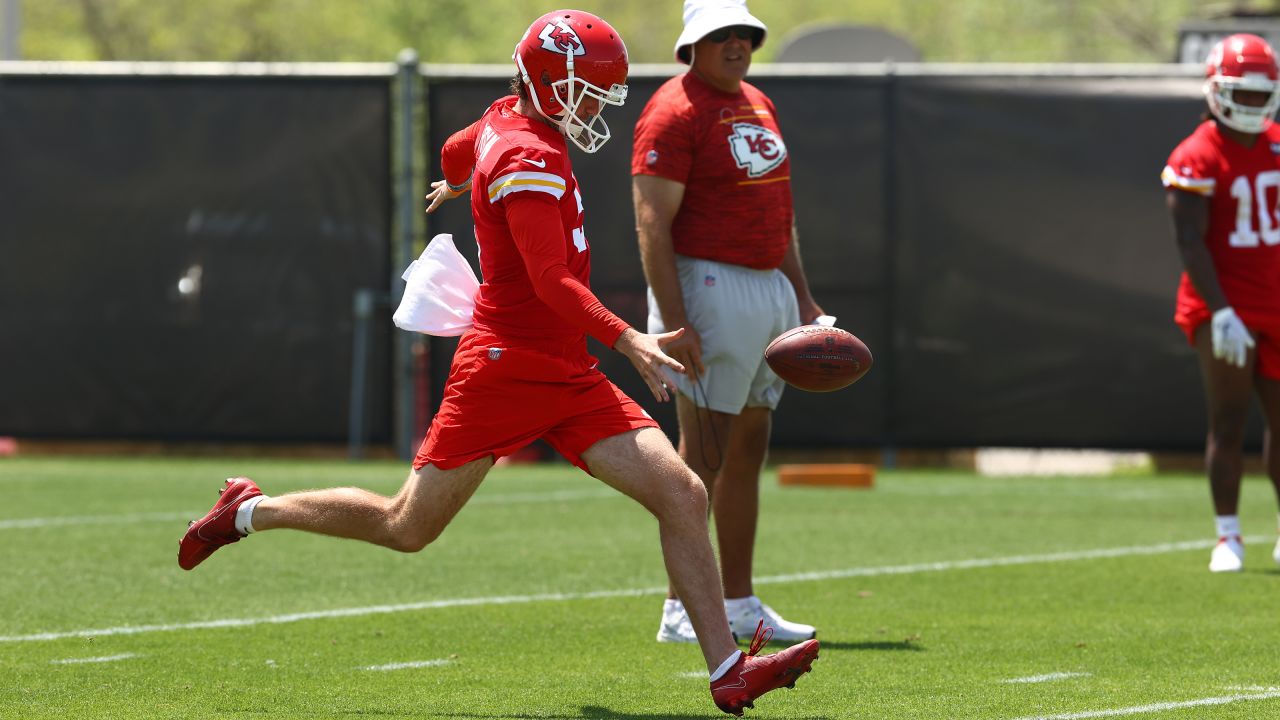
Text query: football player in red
1163 33 1280 572
179 9 817 715
630 0 822 643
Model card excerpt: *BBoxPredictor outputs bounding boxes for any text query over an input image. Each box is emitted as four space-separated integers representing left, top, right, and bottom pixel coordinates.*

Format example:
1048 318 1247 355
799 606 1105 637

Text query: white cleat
1209 535 1245 573
656 600 699 643
1273 536 1280 568
726 596 816 642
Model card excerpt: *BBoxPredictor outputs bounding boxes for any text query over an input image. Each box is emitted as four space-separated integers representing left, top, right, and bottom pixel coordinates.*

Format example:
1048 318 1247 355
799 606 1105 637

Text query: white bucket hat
673 0 768 64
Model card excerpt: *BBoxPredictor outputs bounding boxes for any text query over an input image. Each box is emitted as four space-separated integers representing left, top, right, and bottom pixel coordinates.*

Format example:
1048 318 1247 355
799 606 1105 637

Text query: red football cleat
177 477 262 570
710 620 820 716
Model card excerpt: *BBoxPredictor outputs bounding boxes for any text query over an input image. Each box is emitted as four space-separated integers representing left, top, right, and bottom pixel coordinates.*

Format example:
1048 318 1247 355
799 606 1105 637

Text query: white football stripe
486 170 565 202
50 653 138 664
0 536 1258 644
0 512 193 530
749 537 1268 585
360 659 452 671
1003 672 1090 684
1010 688 1280 719
1160 166 1215 196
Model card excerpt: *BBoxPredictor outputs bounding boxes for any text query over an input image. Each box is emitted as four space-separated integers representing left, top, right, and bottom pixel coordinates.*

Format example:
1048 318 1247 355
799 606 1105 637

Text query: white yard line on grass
0 489 619 531
0 512 194 530
1011 688 1280 719
1 536 1261 644
879 485 1186 501
360 659 453 671
1003 672 1091 684
751 536 1269 585
50 653 138 664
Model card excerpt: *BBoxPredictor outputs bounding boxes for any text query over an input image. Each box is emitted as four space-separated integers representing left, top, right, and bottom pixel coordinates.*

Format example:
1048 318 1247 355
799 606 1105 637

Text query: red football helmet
513 9 629 153
1204 33 1280 133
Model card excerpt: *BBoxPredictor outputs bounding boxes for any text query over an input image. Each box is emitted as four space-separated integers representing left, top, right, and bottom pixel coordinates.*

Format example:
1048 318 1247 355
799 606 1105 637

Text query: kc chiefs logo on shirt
538 20 585 56
727 122 787 178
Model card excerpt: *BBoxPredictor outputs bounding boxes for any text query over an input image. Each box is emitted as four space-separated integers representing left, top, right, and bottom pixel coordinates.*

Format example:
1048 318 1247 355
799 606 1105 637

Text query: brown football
764 326 873 392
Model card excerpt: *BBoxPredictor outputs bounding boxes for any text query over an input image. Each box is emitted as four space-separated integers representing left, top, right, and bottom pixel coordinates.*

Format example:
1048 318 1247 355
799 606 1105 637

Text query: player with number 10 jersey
1163 110 1280 339
1162 32 1280 575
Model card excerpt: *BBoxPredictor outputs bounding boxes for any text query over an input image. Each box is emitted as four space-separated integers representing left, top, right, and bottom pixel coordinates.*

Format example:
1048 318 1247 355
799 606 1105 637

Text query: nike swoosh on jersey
521 157 547 168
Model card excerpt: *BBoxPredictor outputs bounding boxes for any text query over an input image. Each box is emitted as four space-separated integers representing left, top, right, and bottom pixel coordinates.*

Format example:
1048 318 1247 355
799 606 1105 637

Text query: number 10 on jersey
1230 171 1280 247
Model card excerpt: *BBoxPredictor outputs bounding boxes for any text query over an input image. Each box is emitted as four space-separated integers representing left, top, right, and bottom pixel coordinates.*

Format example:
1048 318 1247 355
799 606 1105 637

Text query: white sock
709 650 743 682
724 596 756 613
235 495 267 535
1215 515 1241 539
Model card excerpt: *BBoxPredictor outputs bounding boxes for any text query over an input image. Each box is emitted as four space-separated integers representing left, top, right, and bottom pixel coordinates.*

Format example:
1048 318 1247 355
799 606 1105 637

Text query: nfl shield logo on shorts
487 347 503 360
704 274 716 287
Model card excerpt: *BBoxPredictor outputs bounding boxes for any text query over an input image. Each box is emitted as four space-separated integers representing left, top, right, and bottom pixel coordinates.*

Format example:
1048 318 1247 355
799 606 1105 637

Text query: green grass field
3 455 1280 719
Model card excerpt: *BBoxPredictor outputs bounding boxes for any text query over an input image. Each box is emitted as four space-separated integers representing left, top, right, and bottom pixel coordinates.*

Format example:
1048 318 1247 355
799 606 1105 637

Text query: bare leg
670 393 732 599
676 392 733 492
582 427 738 671
1195 325 1255 516
250 456 493 552
1253 375 1280 507
714 406 770 599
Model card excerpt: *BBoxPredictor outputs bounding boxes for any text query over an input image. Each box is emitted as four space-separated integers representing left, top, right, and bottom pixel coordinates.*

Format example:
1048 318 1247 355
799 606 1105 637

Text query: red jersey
441 97 628 348
1163 120 1280 322
631 73 792 270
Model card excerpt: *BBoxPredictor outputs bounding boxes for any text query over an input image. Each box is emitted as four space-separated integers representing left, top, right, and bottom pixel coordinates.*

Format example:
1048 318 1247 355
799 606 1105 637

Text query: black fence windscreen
0 75 393 442
3 68 1246 451
426 70 1252 452
892 76 1216 448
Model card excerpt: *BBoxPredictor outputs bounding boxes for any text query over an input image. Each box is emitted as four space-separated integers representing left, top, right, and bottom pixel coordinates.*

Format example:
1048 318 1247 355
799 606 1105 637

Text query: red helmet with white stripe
1204 33 1280 134
513 9 629 153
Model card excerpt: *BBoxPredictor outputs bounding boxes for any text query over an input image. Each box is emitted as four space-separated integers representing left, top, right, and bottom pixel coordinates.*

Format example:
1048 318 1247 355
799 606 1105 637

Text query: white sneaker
1209 535 1244 573
656 599 698 643
725 596 816 642
1272 536 1280 567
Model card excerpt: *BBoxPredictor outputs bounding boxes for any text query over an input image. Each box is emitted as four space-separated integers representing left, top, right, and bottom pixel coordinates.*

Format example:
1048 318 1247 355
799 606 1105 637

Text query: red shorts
1175 306 1280 380
414 329 658 473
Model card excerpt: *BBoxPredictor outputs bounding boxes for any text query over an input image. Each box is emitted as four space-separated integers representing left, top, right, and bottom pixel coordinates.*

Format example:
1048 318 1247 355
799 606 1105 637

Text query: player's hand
1211 306 1255 368
799 299 826 326
425 179 466 214
660 324 705 380
615 327 687 403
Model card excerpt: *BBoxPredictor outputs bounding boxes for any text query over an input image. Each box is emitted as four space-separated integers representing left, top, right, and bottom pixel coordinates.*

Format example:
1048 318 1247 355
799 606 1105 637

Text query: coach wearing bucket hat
673 0 767 64
632 0 824 645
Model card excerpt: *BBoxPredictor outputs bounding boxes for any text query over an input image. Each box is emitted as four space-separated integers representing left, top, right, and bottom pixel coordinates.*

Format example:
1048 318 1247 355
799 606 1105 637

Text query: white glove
1211 307 1255 368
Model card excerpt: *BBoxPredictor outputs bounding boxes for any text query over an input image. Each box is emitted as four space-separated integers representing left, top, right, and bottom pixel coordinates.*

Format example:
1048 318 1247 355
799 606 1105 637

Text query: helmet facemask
1206 73 1280 133
516 52 628 153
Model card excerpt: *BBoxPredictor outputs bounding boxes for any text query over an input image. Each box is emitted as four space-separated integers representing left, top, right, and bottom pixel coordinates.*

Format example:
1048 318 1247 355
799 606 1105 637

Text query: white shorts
648 256 800 413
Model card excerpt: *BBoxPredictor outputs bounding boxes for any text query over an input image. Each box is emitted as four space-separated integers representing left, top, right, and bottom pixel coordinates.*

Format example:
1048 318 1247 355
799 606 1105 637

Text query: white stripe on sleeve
487 171 566 202
1161 165 1215 196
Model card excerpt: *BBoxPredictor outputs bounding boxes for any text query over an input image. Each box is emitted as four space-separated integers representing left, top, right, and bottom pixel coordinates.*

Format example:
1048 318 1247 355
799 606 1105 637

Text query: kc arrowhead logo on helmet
539 21 585 56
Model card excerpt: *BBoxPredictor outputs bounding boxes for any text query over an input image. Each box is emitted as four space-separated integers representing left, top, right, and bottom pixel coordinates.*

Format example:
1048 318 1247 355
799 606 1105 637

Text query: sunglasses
704 25 760 44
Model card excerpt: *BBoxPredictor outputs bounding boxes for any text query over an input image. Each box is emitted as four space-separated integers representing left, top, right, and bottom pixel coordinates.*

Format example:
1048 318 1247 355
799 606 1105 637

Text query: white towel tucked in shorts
393 233 479 337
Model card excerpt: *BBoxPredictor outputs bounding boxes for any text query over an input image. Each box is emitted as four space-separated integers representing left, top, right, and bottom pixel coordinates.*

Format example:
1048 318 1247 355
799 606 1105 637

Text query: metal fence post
348 288 377 460
880 64 898 468
393 49 421 461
